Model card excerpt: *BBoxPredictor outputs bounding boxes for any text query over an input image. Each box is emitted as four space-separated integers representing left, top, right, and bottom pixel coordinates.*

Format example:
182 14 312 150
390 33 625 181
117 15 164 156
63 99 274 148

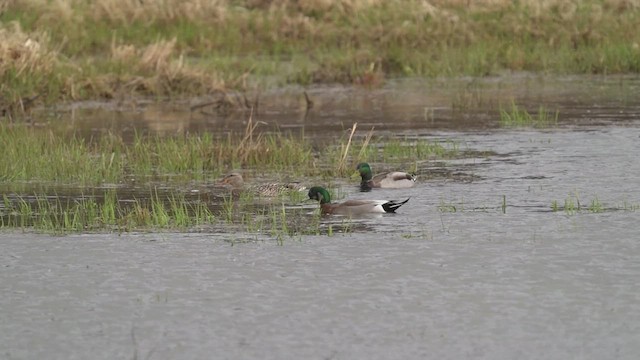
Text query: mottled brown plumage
219 173 306 196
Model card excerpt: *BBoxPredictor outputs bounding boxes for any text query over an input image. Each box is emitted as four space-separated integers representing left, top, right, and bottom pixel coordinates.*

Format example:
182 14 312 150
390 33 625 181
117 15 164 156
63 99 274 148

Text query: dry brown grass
0 22 58 114
3 0 229 27
107 37 224 97
247 0 640 16
2 0 639 106
428 0 639 9
0 22 56 77
8 0 640 23
90 0 228 23
139 38 178 73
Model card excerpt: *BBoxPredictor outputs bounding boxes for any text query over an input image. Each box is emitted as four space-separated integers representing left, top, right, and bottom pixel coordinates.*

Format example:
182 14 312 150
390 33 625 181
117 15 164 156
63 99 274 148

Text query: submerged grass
1 189 216 233
499 101 559 128
550 193 637 214
1 177 344 236
2 0 640 113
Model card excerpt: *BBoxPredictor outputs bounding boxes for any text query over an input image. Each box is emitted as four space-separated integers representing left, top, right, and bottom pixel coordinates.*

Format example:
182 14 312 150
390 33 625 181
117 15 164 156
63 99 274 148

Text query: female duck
356 163 416 190
219 173 306 196
308 186 409 216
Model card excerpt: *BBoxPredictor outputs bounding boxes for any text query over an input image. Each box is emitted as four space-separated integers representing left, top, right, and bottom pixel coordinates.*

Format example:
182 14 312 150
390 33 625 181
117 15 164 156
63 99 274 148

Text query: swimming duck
356 162 417 190
218 173 306 196
307 186 409 215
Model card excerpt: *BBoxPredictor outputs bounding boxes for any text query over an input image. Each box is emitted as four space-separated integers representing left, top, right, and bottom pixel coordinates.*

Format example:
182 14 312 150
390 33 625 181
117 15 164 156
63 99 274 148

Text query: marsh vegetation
2 1 639 235
0 121 459 184
2 0 640 114
0 119 461 233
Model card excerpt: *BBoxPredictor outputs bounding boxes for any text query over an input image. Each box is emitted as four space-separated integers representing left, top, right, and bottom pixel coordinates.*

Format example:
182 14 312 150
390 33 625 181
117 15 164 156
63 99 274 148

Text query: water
2 75 640 359
44 74 640 140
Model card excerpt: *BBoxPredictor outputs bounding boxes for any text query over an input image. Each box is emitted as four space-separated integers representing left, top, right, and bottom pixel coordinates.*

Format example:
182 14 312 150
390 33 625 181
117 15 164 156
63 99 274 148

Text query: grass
0 120 459 185
2 119 400 234
6 115 638 234
0 179 352 236
499 101 559 128
549 193 638 215
0 121 314 184
0 189 218 233
1 117 453 235
438 199 461 213
2 0 640 114
324 129 459 178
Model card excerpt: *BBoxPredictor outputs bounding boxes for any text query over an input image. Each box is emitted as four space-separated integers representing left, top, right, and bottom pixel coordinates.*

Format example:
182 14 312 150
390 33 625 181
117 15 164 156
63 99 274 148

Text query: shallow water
2 75 640 359
43 74 640 140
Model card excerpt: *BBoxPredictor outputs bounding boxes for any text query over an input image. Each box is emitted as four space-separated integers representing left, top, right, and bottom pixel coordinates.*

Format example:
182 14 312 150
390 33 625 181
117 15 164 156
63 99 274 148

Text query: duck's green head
308 186 331 204
356 162 372 181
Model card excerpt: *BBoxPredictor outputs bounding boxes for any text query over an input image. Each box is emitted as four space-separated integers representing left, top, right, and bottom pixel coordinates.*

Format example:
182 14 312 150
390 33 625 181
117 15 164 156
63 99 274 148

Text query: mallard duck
307 186 409 215
218 173 306 196
356 162 416 190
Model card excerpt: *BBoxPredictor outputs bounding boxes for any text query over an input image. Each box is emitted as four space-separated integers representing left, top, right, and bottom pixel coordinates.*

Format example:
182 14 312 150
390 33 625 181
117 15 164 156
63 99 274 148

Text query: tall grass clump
226 116 313 171
1 117 466 187
0 124 123 183
0 121 316 184
499 101 559 128
551 193 611 215
0 23 61 115
321 125 460 175
380 138 459 161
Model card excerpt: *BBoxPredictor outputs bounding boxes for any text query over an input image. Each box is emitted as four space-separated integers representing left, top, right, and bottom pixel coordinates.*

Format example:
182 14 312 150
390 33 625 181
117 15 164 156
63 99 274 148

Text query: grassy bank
0 121 458 185
1 0 639 112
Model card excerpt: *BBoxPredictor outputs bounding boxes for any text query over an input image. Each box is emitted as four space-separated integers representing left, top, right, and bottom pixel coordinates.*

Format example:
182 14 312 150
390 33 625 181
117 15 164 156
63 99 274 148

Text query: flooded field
45 74 640 139
2 75 640 359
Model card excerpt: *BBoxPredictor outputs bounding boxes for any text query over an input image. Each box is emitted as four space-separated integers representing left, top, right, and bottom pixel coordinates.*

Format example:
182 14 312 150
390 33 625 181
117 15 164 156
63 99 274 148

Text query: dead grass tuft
90 0 228 23
110 38 136 64
107 37 224 96
140 38 177 73
0 22 58 114
0 23 56 77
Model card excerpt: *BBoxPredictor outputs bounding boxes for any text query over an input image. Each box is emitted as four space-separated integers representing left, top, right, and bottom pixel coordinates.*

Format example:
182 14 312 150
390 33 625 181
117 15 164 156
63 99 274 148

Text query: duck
307 186 409 215
218 173 306 196
356 162 417 190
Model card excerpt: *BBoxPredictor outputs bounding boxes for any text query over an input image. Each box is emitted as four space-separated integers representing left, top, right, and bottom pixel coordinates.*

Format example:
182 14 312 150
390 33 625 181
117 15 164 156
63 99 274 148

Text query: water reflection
36 75 640 142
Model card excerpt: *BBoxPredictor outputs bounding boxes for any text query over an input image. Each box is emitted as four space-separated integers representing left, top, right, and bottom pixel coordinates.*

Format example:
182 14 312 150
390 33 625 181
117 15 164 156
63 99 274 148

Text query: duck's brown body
219 173 306 196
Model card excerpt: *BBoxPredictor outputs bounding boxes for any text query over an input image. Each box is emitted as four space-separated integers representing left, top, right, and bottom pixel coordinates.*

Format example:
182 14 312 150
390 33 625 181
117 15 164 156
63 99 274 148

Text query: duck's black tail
382 198 410 213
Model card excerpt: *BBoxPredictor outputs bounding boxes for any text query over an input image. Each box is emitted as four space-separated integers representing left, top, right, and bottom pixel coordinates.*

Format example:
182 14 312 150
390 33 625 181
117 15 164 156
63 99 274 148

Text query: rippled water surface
2 75 640 359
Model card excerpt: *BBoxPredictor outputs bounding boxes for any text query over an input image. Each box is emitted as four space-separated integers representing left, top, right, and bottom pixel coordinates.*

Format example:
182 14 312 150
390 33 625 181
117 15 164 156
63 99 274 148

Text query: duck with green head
308 186 409 215
356 163 416 191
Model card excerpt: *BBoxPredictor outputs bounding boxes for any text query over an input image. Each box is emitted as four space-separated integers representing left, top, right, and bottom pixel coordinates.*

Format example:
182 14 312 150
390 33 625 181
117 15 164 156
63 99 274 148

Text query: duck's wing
375 171 416 188
381 198 410 213
332 199 396 215
253 182 306 196
253 183 288 196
